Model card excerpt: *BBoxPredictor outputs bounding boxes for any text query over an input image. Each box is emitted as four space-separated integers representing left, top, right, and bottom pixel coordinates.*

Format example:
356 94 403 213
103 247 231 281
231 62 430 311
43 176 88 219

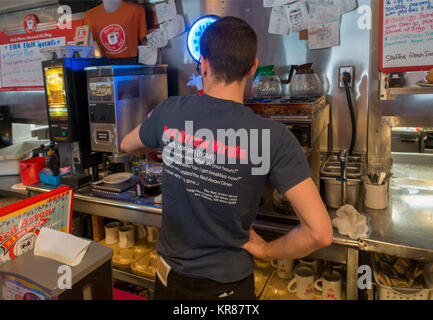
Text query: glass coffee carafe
252 65 282 99
138 162 163 197
288 63 323 98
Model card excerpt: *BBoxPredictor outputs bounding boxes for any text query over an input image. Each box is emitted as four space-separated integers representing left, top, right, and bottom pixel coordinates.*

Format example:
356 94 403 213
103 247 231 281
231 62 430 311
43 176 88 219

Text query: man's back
139 94 311 283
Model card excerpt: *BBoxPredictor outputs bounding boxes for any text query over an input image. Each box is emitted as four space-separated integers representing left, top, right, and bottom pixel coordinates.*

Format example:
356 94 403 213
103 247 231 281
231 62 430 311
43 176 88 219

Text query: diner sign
0 15 82 91
380 0 433 72
0 186 73 266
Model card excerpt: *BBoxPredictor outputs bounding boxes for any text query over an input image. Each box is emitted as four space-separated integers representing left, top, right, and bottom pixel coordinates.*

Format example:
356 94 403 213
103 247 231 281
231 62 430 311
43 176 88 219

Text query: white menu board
0 37 65 88
380 0 433 72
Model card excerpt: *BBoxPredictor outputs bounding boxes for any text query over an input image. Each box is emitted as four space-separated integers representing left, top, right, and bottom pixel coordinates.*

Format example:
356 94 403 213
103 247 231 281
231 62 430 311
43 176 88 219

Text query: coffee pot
285 63 323 98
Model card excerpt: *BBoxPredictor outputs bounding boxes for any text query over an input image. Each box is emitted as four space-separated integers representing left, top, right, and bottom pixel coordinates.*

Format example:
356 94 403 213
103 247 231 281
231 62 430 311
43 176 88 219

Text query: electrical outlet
339 66 354 88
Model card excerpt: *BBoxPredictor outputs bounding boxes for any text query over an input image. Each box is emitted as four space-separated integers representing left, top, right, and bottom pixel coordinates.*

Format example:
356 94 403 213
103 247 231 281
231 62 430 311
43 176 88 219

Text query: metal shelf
112 268 155 298
388 86 433 95
380 72 433 100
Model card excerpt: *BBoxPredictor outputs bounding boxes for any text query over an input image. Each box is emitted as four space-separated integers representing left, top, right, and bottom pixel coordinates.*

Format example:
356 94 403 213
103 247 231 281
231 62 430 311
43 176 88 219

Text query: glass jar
252 65 282 99
138 162 163 197
289 73 323 97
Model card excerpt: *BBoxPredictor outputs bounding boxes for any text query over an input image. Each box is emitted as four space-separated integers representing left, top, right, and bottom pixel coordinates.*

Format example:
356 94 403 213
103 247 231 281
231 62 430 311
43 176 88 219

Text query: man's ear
247 58 259 79
200 56 208 78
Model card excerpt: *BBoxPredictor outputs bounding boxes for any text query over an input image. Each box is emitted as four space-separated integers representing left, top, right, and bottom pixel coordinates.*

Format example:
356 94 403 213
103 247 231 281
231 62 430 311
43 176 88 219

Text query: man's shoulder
159 95 199 108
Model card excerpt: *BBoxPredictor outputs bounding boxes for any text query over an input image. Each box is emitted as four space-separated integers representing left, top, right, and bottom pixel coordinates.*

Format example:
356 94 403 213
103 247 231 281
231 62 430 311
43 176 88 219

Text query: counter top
2 153 433 261
360 152 433 260
0 175 27 197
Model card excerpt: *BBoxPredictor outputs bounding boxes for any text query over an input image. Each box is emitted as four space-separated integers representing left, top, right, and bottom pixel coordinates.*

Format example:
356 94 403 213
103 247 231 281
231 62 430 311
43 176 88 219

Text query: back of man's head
200 16 257 85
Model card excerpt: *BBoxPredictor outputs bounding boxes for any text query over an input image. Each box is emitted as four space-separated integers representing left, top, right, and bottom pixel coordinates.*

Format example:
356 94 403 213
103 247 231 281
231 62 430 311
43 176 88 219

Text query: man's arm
242 177 333 260
120 124 159 156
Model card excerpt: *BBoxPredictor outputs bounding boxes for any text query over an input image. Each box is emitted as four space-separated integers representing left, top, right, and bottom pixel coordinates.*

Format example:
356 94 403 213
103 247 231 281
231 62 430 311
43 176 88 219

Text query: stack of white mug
271 258 344 300
104 221 160 248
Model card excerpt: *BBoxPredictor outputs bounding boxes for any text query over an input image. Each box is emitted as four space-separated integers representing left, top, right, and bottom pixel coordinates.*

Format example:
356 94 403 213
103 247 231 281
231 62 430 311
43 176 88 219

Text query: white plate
416 80 433 87
102 172 133 185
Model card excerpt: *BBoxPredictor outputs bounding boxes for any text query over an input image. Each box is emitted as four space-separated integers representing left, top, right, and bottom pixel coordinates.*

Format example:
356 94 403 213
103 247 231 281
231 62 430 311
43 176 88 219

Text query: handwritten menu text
382 0 433 70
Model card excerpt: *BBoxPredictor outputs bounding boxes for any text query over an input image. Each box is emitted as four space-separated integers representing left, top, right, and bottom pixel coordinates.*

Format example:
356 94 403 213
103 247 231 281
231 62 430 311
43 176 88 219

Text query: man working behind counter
120 17 332 300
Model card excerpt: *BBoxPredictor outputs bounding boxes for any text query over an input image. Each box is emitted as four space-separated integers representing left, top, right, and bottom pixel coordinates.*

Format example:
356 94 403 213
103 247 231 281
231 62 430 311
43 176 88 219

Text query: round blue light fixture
187 15 219 63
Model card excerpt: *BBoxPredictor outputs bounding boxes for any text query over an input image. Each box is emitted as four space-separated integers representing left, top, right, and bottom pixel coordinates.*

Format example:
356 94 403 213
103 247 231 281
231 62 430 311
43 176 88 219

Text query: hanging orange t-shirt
83 2 147 58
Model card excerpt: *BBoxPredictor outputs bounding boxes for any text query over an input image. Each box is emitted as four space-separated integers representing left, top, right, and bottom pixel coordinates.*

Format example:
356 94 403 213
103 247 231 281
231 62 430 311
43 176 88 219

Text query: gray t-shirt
139 94 311 283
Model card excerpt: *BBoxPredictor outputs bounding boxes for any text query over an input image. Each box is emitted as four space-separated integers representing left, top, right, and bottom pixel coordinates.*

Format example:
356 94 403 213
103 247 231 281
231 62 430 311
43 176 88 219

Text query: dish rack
371 254 433 300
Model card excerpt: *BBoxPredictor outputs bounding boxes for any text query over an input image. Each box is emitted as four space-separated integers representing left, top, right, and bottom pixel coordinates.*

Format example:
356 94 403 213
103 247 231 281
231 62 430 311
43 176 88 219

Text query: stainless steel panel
91 123 117 153
361 152 433 261
383 116 433 128
114 73 168 152
162 0 371 154
346 247 359 300
0 1 58 17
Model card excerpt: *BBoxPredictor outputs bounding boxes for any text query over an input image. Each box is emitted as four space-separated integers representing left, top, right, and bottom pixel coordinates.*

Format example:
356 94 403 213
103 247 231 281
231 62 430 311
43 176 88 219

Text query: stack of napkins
34 228 91 266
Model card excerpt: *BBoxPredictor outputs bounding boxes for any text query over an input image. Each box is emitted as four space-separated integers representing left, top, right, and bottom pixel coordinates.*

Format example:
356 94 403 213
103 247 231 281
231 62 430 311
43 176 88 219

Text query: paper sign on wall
268 5 290 35
147 28 168 48
307 0 357 13
161 14 185 40
138 45 158 65
308 5 342 49
329 0 357 13
264 0 291 7
155 0 177 24
0 37 66 88
285 1 309 32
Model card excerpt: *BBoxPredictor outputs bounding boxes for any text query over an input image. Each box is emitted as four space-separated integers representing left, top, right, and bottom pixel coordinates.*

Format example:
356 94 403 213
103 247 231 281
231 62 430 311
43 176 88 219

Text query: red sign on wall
24 14 38 34
0 16 83 92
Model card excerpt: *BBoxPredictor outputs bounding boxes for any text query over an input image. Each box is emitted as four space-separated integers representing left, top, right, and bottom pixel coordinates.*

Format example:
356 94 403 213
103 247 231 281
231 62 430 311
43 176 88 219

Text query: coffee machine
85 65 168 191
85 64 168 154
42 58 108 187
244 96 330 220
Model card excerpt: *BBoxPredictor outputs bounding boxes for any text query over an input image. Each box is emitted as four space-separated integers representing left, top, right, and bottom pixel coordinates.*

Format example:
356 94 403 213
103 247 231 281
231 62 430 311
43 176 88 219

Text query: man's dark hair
200 16 257 84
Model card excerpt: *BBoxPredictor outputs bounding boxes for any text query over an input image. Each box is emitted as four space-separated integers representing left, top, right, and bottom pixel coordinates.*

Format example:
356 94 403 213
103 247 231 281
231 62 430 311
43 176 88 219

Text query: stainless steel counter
27 183 163 227
0 153 431 299
360 152 433 261
7 155 433 262
0 175 27 198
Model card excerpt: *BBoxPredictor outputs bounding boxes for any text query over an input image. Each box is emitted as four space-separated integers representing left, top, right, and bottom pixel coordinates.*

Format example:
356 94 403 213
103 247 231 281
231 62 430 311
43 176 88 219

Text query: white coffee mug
314 271 342 300
105 221 120 245
119 225 135 248
147 225 160 243
287 265 315 299
271 259 294 279
134 224 147 240
298 257 319 274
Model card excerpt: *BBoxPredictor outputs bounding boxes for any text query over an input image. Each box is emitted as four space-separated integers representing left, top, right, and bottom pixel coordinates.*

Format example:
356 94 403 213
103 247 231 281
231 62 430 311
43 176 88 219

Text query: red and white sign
0 14 83 92
24 14 38 34
100 24 126 53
